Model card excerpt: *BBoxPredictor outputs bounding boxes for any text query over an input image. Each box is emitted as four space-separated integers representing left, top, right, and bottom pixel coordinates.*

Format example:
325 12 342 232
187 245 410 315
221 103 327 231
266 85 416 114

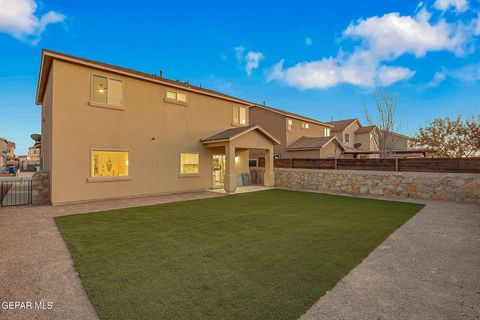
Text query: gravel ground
1 190 478 320
300 198 480 320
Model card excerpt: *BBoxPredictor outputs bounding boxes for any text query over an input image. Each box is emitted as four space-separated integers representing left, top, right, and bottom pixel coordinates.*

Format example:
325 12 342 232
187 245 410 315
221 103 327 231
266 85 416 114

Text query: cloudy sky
0 0 479 154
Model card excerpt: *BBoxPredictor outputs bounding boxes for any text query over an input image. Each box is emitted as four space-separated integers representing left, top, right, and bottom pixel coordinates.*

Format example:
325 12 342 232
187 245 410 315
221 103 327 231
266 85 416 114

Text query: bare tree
363 89 400 158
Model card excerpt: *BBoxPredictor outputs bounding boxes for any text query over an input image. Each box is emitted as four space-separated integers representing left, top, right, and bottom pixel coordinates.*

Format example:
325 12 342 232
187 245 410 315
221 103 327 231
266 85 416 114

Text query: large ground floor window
91 150 129 177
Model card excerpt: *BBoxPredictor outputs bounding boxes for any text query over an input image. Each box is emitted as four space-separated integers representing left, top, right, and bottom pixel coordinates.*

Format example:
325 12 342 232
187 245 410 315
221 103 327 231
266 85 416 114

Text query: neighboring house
0 138 7 168
326 119 411 158
6 140 15 160
28 142 41 161
36 50 279 205
249 105 341 160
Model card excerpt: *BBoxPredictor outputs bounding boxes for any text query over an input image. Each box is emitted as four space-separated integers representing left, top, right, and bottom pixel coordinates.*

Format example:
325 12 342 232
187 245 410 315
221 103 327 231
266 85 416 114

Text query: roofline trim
202 125 280 145
285 136 345 151
252 105 334 128
36 49 256 106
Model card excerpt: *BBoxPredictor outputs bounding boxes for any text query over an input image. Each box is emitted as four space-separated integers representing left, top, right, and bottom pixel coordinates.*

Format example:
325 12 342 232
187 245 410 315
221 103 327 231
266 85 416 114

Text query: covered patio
202 125 280 193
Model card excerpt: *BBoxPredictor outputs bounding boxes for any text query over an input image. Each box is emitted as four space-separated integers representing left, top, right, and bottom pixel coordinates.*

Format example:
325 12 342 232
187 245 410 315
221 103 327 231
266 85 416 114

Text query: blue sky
1 0 479 154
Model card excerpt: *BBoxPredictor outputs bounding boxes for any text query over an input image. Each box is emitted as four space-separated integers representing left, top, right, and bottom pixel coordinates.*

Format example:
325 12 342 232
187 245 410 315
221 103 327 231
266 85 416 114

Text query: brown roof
356 125 376 134
285 136 344 151
325 119 359 132
252 105 333 128
201 125 280 144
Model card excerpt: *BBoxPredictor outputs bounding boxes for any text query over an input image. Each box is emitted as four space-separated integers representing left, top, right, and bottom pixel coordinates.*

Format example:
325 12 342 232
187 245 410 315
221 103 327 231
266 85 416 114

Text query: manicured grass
55 189 423 320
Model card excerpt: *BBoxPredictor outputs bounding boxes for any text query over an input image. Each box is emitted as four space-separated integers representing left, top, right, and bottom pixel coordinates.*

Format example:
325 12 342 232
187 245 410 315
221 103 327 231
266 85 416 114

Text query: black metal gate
0 180 32 206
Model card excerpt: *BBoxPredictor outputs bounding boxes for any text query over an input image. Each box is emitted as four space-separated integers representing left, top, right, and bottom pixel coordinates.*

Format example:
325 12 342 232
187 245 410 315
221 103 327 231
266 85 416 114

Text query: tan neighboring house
36 50 280 205
249 105 343 161
0 138 8 168
28 142 41 161
326 118 411 158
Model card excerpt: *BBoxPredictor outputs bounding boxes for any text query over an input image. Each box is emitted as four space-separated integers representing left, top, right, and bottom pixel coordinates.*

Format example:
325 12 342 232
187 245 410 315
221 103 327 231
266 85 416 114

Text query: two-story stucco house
35 50 279 205
249 105 343 161
326 118 410 158
0 138 8 168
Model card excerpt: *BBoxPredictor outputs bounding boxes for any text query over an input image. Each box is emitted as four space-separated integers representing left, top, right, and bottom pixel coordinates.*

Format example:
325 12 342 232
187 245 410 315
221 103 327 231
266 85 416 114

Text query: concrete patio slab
207 185 272 194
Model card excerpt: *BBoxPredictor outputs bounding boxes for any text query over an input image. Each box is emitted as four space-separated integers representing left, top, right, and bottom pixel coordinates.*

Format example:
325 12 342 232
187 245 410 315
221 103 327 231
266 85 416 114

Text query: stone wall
32 171 50 205
251 167 480 204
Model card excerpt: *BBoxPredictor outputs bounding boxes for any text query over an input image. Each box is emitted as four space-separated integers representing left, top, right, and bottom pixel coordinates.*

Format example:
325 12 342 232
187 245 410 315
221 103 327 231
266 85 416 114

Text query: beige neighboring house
0 138 7 168
28 142 41 161
249 105 343 161
36 50 280 205
326 118 411 158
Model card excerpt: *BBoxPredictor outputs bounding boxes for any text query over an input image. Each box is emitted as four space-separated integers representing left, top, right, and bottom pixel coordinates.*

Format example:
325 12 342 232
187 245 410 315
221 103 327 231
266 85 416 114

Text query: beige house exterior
326 119 410 158
249 105 341 160
0 138 7 168
36 50 278 205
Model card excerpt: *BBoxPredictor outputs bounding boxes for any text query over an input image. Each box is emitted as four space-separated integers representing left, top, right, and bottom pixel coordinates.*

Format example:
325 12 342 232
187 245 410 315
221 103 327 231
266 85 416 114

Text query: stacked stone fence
32 171 50 205
251 167 480 204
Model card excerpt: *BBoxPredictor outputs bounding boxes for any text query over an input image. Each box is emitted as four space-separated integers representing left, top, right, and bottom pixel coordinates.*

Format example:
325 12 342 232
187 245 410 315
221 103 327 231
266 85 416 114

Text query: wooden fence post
395 158 399 172
334 158 338 170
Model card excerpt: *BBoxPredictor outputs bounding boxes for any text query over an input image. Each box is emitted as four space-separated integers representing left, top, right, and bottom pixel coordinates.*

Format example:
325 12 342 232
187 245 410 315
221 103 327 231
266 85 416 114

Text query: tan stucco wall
249 106 330 160
284 149 321 158
44 60 258 204
355 132 379 152
333 121 360 148
319 141 343 158
385 133 409 151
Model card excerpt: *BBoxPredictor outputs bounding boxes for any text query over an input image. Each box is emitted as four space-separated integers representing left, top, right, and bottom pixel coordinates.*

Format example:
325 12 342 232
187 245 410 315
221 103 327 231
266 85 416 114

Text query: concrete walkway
300 198 480 320
0 191 221 320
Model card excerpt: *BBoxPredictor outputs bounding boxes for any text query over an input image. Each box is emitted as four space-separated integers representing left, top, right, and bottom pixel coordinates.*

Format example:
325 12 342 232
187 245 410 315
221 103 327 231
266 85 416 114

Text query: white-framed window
233 106 247 126
166 90 187 102
92 75 123 106
302 123 309 129
324 128 331 136
91 150 129 177
345 133 350 143
287 119 293 131
180 153 199 174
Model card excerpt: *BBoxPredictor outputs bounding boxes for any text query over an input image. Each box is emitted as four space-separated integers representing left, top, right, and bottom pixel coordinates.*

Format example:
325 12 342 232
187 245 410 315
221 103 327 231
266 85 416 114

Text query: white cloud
343 9 470 59
0 0 64 44
305 37 313 46
475 13 480 35
268 4 479 90
234 46 245 62
245 51 265 76
426 64 480 87
376 65 416 86
433 0 469 13
268 50 414 89
426 70 448 87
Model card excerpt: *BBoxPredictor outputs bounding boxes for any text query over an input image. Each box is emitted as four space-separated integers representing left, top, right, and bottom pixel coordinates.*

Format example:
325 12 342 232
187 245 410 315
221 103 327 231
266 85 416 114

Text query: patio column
224 143 236 193
264 146 275 187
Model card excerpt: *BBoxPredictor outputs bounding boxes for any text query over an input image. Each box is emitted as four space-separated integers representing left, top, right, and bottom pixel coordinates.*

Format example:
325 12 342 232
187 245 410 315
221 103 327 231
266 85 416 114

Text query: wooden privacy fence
257 157 480 174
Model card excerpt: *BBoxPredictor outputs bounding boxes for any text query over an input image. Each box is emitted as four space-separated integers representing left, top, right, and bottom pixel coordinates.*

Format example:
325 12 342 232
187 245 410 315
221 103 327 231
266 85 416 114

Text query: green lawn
55 189 423 320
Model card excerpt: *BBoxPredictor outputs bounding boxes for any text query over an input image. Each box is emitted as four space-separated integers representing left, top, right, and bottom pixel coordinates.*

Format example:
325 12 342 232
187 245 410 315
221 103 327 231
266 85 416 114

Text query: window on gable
287 119 293 131
92 75 123 106
345 133 350 143
324 128 331 136
233 106 247 126
302 123 309 129
166 90 187 103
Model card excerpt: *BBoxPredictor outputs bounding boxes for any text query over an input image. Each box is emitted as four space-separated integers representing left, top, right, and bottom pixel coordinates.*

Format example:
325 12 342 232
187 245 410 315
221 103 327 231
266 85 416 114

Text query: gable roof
252 105 333 128
201 125 280 145
36 50 256 106
356 125 376 134
325 118 359 132
285 136 344 151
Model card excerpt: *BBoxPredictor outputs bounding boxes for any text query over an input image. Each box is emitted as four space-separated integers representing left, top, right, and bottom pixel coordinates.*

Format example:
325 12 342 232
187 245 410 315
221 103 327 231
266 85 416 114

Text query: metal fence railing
0 179 32 207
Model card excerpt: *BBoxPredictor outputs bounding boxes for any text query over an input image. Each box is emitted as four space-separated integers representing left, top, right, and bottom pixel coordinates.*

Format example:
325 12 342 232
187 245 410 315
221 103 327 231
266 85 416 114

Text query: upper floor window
166 90 187 102
301 123 309 129
287 119 293 131
233 106 247 126
324 128 331 136
345 133 350 143
92 75 123 106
